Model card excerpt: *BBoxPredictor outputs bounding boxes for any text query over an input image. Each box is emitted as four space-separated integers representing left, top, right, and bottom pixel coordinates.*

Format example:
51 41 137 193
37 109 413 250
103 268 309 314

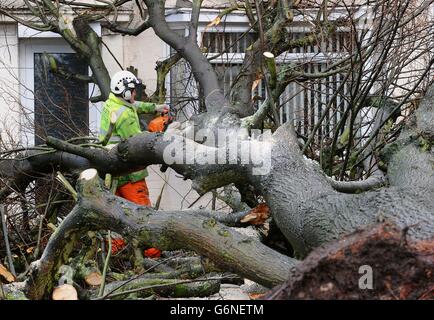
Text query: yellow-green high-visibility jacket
99 93 156 187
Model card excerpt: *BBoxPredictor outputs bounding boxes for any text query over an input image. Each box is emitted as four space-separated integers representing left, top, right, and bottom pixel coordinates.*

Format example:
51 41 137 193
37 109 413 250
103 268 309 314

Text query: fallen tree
23 168 296 299
2 83 434 298
1 0 434 300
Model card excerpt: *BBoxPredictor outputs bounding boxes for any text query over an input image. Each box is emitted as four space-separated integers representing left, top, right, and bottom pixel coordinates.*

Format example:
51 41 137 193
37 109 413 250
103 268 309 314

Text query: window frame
18 34 101 146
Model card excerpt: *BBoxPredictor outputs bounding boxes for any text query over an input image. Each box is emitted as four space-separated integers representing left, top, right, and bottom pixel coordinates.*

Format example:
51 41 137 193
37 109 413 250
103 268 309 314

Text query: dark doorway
34 53 89 145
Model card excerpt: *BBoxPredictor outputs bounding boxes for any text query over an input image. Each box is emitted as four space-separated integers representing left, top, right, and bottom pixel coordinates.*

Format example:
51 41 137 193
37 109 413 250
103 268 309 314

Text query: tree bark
25 169 297 299
250 123 434 257
95 275 221 300
144 0 227 114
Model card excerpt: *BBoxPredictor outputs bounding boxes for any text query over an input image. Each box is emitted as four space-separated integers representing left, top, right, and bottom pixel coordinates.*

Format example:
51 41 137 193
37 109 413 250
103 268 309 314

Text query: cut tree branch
26 168 297 299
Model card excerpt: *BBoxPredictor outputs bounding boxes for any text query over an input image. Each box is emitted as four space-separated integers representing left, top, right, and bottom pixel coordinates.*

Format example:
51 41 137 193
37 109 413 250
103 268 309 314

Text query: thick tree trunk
251 123 434 257
2 79 433 300
1 0 433 302
3 94 434 262
25 169 296 299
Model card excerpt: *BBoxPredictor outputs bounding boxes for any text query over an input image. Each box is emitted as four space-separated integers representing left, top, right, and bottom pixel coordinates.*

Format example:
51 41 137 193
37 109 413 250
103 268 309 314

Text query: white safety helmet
110 70 141 101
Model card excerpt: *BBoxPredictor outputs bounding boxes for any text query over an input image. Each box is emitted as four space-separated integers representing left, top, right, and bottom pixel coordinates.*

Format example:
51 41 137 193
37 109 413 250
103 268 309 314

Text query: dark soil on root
266 223 434 299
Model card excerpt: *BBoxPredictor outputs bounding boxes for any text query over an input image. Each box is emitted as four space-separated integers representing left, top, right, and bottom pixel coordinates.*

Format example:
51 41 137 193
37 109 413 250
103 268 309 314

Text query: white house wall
123 28 163 93
0 23 20 146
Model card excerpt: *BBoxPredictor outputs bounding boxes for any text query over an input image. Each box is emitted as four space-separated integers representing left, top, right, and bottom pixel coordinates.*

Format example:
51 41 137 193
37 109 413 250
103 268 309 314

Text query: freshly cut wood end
85 272 102 287
263 52 275 59
0 263 15 283
80 168 98 181
206 16 221 28
240 214 256 223
52 284 78 300
241 203 270 225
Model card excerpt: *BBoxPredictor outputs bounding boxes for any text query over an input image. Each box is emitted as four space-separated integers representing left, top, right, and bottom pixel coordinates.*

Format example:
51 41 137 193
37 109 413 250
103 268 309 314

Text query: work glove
163 121 182 136
155 104 170 113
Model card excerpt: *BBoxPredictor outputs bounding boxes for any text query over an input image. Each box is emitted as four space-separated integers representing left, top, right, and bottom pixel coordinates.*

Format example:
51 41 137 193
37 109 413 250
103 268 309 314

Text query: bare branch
102 20 151 36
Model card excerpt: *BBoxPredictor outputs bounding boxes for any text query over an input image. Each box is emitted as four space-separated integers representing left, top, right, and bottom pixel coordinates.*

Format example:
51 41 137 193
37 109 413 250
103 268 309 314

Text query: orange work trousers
115 179 160 258
115 180 151 206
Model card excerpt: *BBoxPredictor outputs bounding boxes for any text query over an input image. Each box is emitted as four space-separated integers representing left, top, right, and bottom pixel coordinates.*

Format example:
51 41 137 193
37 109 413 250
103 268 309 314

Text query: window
33 53 89 145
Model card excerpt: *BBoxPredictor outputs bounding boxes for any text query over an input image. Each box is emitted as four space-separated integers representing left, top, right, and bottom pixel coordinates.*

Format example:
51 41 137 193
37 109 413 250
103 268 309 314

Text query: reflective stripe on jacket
99 93 156 186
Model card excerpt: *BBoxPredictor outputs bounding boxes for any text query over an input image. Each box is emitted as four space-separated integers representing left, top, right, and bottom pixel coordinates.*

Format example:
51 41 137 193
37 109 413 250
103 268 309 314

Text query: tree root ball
266 223 434 300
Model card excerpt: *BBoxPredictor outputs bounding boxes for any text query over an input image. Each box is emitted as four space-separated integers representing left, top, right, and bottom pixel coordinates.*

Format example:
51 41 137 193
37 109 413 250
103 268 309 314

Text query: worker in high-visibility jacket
100 70 168 258
99 70 169 206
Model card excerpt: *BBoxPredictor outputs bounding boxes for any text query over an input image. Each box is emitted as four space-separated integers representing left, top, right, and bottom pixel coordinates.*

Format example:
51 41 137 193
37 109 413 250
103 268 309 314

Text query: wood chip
240 203 270 225
52 284 78 300
0 263 15 283
80 168 97 181
206 16 221 28
85 272 102 287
